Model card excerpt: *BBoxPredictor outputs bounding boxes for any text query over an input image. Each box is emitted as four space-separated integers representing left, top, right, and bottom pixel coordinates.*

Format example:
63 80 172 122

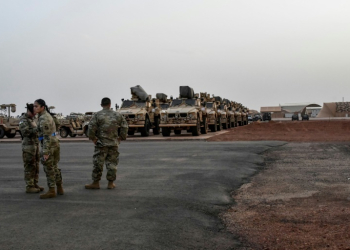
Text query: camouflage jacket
88 107 128 147
19 113 39 146
37 110 59 154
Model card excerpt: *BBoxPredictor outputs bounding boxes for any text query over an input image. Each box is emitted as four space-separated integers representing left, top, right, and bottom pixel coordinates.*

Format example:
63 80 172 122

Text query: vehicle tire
85 128 89 137
0 127 5 139
60 128 69 138
153 116 160 135
6 132 16 138
227 117 231 128
217 117 222 131
162 127 171 136
222 119 227 129
210 119 218 132
140 118 150 137
128 130 135 136
200 117 208 134
192 117 200 136
174 130 181 135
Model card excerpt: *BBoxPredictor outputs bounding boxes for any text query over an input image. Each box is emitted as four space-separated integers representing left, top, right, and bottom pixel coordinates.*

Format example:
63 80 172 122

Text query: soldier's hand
43 154 49 161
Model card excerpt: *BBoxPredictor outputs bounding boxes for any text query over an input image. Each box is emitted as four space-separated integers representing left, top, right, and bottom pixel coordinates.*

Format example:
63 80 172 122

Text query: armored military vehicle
225 100 238 128
200 93 219 132
231 101 244 126
214 96 231 130
118 85 159 137
160 86 208 136
240 105 249 125
0 104 19 138
59 112 89 138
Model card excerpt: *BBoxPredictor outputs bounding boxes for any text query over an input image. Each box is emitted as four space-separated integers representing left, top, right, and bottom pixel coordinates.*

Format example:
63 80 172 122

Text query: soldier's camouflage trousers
40 145 62 188
22 144 40 188
92 146 119 181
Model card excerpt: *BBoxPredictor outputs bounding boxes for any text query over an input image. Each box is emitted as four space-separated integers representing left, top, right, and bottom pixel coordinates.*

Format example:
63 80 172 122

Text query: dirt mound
223 143 350 249
208 121 350 142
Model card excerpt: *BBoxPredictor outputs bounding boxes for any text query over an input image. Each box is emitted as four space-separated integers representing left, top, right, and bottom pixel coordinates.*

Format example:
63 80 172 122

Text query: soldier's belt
39 132 56 141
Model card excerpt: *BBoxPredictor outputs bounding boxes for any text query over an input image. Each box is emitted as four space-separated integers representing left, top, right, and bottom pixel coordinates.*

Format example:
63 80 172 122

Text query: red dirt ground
208 120 350 142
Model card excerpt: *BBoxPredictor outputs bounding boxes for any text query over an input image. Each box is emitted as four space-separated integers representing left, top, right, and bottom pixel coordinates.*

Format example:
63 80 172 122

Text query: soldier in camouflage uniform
85 97 128 189
34 99 64 199
19 103 44 193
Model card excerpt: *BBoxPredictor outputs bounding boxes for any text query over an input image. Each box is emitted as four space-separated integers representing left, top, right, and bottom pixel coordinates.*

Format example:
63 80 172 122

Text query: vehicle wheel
231 119 236 128
0 127 6 139
153 116 160 135
217 117 222 131
162 127 171 136
85 128 89 137
128 130 135 136
222 120 227 129
140 119 150 137
174 130 181 135
227 117 231 128
6 132 16 138
210 119 218 132
200 117 208 134
60 128 69 138
192 117 200 136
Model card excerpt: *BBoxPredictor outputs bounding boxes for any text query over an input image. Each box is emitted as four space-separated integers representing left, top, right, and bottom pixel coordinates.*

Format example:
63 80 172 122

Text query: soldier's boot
107 181 115 189
85 181 100 189
39 187 56 199
56 184 64 195
26 187 40 193
34 184 45 192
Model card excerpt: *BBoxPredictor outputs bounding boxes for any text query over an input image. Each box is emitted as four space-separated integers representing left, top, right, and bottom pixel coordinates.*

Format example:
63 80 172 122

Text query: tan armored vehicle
118 85 159 136
213 96 232 130
200 93 221 132
59 112 90 138
0 104 19 138
160 86 208 136
231 102 248 126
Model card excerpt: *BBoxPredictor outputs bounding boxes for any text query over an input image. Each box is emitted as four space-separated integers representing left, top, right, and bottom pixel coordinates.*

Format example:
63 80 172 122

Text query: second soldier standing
85 97 128 189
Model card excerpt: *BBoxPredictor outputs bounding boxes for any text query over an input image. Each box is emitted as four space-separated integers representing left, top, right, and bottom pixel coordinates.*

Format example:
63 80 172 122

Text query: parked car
253 114 262 121
248 115 252 122
302 114 309 121
262 112 271 121
292 114 299 121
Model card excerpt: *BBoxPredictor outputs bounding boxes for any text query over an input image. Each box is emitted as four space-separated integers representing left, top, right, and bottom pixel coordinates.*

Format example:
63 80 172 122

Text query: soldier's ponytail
34 99 56 117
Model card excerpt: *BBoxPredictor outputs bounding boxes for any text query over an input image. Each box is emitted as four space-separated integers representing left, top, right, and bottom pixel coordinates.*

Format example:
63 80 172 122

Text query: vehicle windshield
121 101 134 108
170 100 183 107
185 99 196 106
206 103 213 108
121 101 146 108
135 101 146 107
160 104 169 110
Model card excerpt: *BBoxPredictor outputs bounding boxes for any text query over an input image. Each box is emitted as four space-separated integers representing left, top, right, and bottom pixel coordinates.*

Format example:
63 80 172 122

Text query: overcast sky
1 0 349 115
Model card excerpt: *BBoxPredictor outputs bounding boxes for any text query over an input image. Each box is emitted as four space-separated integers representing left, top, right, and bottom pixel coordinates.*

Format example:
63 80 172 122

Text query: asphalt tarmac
0 141 284 250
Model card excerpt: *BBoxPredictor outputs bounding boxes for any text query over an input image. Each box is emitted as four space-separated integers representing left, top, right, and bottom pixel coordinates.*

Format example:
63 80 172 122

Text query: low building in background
317 102 350 118
260 103 322 118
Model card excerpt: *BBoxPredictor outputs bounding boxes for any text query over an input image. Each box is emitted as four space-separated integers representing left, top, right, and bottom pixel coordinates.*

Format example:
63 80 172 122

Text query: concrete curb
0 131 229 143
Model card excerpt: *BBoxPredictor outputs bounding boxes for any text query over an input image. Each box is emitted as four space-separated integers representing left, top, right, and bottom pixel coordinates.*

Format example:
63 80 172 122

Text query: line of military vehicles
0 86 251 139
